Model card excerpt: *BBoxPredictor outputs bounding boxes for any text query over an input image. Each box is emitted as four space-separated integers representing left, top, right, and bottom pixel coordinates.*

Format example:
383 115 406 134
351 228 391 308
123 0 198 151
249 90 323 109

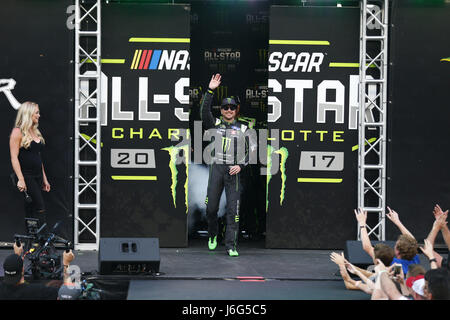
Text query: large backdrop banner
0 0 74 243
386 1 450 242
100 3 190 247
267 7 360 249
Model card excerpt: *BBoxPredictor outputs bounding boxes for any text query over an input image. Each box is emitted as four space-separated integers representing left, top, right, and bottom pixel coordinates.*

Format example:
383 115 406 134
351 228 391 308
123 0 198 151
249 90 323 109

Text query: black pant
23 175 46 227
206 164 242 250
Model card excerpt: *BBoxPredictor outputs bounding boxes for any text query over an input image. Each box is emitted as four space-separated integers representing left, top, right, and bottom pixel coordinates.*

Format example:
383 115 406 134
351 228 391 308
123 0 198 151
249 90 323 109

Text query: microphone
24 190 32 203
10 173 32 202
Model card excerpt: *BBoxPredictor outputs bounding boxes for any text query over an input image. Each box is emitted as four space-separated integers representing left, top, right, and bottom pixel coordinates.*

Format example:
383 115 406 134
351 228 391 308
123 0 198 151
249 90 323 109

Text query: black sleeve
199 89 216 129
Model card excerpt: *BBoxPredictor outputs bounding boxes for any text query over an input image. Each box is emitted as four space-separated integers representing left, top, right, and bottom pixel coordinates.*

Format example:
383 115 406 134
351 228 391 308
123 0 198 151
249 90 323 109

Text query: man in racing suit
200 74 256 257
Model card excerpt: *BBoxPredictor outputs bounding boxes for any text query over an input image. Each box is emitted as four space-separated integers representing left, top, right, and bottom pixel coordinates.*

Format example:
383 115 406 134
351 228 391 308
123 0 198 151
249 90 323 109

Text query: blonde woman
9 102 50 229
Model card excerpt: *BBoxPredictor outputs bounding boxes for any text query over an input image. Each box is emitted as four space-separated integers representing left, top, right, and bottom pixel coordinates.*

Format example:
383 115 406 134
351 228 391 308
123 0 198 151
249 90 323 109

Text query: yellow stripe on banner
329 63 360 68
132 50 143 69
131 50 142 69
86 59 126 64
269 40 330 45
101 59 126 64
297 178 343 183
111 176 158 181
329 62 377 68
129 37 190 43
131 50 139 69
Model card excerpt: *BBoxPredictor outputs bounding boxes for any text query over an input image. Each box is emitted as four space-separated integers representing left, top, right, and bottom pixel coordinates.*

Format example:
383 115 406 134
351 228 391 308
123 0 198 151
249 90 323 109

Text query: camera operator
0 241 75 300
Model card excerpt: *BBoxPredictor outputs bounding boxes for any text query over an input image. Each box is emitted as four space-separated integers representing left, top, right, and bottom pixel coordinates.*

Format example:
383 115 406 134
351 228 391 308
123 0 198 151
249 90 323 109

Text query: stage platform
0 239 444 300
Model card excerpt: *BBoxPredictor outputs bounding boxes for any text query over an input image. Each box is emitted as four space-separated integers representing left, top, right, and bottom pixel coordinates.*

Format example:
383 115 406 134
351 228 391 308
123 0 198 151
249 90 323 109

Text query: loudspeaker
344 240 397 267
99 238 160 275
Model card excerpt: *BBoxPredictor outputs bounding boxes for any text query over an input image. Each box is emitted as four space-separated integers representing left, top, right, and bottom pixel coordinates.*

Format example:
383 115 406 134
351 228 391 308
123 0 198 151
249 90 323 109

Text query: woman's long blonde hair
14 101 45 149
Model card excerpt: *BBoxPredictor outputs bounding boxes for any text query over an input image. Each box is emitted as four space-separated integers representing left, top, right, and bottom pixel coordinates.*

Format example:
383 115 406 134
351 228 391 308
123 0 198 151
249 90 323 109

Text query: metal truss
357 0 389 241
74 0 102 250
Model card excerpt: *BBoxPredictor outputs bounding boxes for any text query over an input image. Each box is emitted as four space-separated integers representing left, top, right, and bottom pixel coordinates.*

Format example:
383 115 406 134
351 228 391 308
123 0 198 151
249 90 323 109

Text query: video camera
14 218 72 280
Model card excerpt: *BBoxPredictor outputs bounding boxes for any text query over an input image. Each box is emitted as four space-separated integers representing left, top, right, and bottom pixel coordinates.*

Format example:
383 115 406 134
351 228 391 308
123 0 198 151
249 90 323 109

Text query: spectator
373 243 396 267
0 241 75 300
392 263 426 300
330 251 374 294
371 259 449 300
330 243 394 294
386 207 421 275
392 234 420 275
354 207 420 275
369 259 407 300
426 204 449 269
405 275 426 300
405 263 426 279
424 268 450 300
58 283 82 300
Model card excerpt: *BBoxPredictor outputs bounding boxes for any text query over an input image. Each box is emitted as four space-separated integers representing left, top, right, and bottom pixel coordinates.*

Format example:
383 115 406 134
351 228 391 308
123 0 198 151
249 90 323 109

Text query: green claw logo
238 116 256 129
266 145 289 212
161 145 189 213
222 136 232 152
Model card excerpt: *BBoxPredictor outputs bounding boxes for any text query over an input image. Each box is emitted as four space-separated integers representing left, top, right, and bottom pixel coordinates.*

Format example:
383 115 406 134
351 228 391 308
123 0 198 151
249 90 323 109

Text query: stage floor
126 279 369 300
0 239 442 300
77 240 371 300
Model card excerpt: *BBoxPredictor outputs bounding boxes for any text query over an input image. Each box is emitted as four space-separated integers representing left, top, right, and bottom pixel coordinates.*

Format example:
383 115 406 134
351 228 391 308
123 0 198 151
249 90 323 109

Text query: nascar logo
130 49 190 70
269 52 324 73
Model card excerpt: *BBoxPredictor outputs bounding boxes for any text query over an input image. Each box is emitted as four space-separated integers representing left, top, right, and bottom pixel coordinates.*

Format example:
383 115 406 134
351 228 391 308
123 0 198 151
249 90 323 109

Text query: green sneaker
208 236 217 251
227 249 239 257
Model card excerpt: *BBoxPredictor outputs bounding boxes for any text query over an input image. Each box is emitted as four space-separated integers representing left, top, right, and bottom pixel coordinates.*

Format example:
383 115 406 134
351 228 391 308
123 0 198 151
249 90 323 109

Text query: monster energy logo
258 49 268 65
238 117 256 129
266 145 289 212
161 144 189 213
222 136 232 152
216 86 228 105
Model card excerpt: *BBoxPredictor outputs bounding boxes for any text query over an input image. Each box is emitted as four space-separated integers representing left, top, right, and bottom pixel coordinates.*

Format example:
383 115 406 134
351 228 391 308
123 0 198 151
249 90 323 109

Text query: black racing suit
200 89 256 251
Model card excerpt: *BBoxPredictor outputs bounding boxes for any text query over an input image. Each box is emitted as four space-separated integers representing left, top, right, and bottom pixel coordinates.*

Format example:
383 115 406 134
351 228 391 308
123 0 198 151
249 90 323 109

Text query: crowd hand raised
13 241 23 256
433 211 448 230
433 205 448 230
354 208 367 225
386 206 401 224
330 252 346 266
208 74 221 90
63 250 75 266
433 204 447 219
420 239 436 259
